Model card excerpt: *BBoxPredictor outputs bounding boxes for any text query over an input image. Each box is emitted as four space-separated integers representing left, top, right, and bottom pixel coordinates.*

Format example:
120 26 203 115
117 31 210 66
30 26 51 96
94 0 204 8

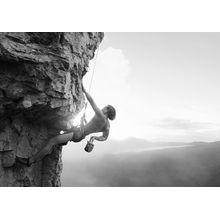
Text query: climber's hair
106 105 116 120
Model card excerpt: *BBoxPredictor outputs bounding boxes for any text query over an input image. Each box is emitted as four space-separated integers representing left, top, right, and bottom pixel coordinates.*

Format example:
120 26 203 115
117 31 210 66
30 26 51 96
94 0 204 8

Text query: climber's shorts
70 126 85 143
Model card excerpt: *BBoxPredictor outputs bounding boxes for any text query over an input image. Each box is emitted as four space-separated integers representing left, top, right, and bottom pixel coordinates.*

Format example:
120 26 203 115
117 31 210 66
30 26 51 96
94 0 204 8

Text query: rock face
0 32 103 186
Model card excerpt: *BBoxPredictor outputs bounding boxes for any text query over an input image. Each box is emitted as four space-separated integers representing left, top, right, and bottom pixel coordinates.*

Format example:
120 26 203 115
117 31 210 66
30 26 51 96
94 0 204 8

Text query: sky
79 33 220 143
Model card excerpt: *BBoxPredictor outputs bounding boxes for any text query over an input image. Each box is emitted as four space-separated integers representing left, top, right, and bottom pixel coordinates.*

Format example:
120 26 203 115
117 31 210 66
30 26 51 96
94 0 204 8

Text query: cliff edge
0 32 103 186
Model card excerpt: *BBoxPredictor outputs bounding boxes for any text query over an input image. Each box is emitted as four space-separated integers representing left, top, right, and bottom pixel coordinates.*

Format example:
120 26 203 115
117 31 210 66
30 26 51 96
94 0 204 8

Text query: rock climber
17 83 116 166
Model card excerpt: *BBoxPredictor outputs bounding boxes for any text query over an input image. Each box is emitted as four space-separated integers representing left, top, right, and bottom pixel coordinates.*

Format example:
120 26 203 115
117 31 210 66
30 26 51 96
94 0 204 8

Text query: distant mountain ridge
92 137 220 155
63 137 220 162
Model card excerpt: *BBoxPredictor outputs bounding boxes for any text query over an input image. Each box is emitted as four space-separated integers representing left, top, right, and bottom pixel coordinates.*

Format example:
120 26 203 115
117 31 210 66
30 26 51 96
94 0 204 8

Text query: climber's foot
84 141 94 153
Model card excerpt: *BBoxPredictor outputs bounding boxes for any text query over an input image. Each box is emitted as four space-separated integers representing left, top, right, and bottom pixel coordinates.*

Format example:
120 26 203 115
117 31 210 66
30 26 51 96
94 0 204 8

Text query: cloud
155 117 215 131
81 43 220 142
83 46 133 139
84 46 131 105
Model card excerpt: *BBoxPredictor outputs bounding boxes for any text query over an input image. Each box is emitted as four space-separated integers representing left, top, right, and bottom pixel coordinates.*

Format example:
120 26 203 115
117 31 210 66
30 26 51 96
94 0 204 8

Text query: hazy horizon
62 139 220 187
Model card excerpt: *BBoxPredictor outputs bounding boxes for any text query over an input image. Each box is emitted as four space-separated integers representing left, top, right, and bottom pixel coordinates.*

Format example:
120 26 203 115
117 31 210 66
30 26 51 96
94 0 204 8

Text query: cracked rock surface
0 32 103 186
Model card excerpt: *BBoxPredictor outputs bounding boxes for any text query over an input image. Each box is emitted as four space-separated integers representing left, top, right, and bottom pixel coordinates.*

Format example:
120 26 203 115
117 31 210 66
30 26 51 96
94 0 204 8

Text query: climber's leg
29 132 74 164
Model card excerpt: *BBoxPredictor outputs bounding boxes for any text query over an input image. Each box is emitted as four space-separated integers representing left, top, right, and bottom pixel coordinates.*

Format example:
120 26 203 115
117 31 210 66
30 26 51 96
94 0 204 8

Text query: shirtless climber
17 83 116 166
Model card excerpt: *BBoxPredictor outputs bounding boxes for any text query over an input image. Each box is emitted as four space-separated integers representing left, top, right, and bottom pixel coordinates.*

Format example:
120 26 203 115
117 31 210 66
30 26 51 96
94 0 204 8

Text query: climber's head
102 105 116 120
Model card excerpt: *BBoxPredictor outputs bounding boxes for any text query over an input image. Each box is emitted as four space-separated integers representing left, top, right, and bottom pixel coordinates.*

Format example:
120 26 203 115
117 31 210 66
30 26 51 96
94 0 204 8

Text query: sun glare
70 108 85 126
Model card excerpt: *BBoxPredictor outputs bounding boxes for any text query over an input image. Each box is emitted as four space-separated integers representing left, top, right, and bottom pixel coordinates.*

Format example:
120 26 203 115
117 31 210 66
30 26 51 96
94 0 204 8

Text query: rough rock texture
0 32 103 186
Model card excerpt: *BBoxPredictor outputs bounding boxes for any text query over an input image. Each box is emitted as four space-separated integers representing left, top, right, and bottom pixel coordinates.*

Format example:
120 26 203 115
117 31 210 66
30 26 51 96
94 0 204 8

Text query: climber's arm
90 129 109 142
82 84 103 117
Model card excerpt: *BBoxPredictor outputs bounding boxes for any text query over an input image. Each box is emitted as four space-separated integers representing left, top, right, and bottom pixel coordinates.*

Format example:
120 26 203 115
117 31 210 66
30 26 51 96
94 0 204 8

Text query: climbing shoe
84 141 94 153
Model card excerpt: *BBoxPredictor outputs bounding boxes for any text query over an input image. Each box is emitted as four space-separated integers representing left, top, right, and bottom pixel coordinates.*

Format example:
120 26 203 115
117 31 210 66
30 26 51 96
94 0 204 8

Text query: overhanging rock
0 32 104 186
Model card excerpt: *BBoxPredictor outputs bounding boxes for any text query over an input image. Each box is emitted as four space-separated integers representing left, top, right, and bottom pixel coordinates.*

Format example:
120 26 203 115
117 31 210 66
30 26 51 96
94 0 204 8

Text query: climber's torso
84 113 109 136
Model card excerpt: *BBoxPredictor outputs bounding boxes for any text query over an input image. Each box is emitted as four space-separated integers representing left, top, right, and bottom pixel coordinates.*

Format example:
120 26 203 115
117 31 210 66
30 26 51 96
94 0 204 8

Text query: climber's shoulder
95 107 106 119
